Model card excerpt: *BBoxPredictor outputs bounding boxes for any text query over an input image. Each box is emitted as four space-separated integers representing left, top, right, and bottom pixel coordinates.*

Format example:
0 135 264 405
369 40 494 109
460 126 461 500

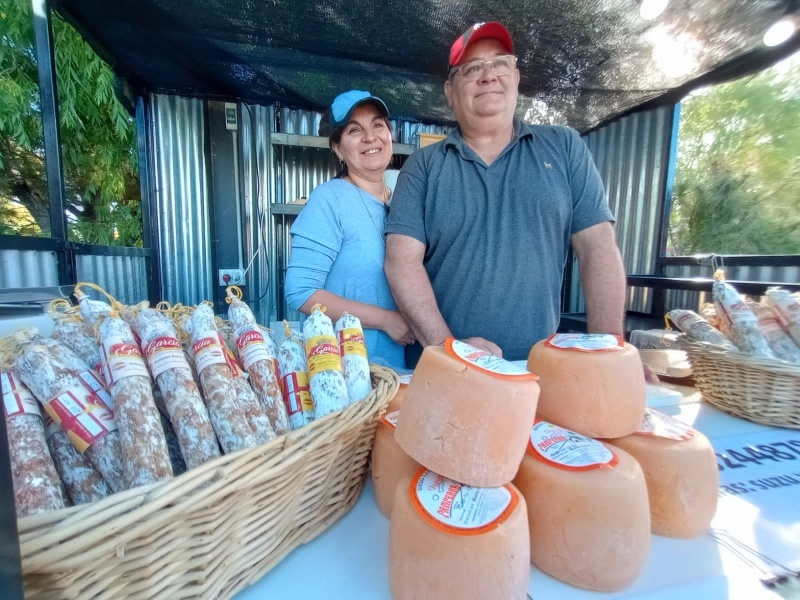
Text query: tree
669 50 800 256
0 0 142 246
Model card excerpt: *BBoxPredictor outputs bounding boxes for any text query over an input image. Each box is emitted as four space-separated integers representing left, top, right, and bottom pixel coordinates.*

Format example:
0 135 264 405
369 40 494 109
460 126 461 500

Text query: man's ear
444 80 453 108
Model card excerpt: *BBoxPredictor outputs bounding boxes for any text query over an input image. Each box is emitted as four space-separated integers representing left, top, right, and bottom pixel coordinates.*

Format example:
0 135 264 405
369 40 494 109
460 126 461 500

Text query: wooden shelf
270 133 415 155
270 203 305 216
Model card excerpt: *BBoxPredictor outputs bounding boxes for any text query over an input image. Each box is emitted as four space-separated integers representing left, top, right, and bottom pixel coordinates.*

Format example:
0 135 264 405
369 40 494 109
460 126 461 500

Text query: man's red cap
448 22 514 70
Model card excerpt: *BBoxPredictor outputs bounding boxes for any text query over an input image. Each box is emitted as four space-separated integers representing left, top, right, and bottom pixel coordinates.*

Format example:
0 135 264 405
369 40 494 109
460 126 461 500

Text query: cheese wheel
513 421 650 592
394 340 539 487
527 334 646 438
389 468 530 600
604 409 719 538
372 410 421 517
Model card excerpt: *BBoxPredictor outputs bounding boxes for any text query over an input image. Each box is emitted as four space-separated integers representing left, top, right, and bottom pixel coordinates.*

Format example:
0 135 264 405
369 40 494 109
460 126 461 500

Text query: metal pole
32 0 75 285
136 96 163 306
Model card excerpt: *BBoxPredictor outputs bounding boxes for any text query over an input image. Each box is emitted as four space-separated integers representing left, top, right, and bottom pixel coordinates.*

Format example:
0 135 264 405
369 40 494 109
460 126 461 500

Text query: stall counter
236 388 800 600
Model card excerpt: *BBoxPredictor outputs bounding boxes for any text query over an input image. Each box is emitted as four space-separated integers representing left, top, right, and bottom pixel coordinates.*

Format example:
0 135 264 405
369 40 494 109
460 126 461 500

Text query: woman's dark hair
324 111 393 179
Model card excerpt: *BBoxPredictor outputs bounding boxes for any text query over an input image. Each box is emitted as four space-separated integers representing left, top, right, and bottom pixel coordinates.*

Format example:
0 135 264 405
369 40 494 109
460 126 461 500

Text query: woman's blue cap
330 90 390 128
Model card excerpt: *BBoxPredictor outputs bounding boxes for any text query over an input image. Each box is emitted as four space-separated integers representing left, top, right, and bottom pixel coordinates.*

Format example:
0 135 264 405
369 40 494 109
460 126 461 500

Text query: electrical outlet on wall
219 269 246 287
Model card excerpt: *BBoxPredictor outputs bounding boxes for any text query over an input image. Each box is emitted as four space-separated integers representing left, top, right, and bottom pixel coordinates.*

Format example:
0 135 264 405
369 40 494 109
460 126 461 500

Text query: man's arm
384 233 452 346
571 221 626 336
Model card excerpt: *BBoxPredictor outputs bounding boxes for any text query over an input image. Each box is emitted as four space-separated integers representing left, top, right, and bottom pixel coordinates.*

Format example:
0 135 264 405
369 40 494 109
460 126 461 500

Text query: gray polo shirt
386 120 613 361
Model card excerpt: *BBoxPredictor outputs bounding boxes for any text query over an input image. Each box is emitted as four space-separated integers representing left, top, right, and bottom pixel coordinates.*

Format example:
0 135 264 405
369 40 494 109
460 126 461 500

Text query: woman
285 90 413 368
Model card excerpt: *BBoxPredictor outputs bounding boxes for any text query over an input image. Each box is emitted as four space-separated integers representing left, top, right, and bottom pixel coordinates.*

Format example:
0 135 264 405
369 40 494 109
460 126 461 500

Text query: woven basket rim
681 337 800 377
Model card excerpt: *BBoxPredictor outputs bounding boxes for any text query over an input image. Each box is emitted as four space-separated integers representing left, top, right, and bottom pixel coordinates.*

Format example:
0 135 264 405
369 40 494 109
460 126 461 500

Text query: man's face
444 38 520 126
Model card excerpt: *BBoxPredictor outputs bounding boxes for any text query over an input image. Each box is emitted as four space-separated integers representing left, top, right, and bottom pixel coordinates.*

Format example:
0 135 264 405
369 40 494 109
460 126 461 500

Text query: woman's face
332 104 393 178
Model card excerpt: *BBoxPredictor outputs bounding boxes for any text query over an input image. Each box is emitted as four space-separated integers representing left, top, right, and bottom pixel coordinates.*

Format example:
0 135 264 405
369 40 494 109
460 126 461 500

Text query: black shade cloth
54 0 800 131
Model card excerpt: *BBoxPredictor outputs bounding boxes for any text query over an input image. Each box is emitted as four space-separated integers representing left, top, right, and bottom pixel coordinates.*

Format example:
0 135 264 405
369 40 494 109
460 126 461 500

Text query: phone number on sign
716 439 800 497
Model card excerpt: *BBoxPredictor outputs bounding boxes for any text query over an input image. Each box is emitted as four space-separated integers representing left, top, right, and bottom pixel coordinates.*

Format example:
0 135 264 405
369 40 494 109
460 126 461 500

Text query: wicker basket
682 338 800 429
18 365 399 599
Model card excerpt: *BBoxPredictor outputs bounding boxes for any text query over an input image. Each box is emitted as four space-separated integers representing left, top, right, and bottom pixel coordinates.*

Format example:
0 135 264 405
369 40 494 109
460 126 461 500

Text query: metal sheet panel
567 106 674 314
150 94 213 306
75 254 148 305
0 250 59 288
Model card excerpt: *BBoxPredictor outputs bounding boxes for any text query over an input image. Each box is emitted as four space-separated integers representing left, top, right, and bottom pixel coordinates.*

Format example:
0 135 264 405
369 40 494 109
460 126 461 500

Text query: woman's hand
383 310 415 345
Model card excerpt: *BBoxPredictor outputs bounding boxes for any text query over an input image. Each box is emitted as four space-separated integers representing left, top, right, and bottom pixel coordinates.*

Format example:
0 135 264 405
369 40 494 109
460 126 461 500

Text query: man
384 21 627 363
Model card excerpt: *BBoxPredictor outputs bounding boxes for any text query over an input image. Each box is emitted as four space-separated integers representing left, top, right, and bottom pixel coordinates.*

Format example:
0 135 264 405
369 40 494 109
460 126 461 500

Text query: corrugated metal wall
150 94 213 306
568 106 675 313
0 249 58 288
75 254 148 304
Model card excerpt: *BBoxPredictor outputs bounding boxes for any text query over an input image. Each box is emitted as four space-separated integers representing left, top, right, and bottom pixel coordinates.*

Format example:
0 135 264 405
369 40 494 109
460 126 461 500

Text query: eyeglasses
449 55 517 80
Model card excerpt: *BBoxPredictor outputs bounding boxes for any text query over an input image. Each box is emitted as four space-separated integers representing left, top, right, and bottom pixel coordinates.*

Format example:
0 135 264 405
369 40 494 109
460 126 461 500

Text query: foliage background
0 0 141 246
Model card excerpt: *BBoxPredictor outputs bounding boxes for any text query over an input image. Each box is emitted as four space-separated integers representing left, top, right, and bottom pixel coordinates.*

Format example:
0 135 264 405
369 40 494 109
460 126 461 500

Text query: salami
667 309 736 350
185 303 265 453
764 287 800 347
712 275 774 358
99 314 173 488
335 312 372 404
43 412 111 505
749 302 800 363
75 289 113 328
227 292 290 435
277 322 314 430
2 369 66 516
52 319 105 377
131 308 220 469
15 338 125 493
40 337 114 412
303 305 349 418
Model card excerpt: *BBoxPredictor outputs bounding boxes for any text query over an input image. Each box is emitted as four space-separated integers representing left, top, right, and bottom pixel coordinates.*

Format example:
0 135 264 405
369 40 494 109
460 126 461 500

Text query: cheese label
143 335 189 380
305 335 344 377
236 328 271 371
528 421 618 471
380 409 400 429
2 372 41 419
635 408 695 441
78 370 115 411
398 373 413 386
44 384 118 453
192 332 229 375
282 371 313 415
338 327 368 358
544 333 624 352
445 338 537 380
409 468 520 536
101 336 149 383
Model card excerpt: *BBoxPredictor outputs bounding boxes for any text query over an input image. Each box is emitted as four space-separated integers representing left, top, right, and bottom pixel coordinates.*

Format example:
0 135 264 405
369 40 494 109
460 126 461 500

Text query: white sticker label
399 373 413 385
45 383 118 453
529 421 616 469
382 409 400 429
2 372 41 419
236 328 271 371
101 336 149 384
192 331 228 375
636 408 695 441
546 333 623 351
414 470 512 530
78 370 114 412
143 335 190 379
448 339 530 376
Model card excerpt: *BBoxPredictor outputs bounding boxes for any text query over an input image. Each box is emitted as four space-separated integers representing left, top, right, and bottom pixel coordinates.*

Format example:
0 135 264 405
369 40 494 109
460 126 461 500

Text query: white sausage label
192 331 228 375
143 335 190 379
44 383 118 453
236 328 271 371
2 372 40 419
101 336 149 383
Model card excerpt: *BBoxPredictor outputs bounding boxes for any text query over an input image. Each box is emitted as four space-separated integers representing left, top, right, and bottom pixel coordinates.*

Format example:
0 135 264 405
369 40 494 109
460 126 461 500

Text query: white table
237 388 800 600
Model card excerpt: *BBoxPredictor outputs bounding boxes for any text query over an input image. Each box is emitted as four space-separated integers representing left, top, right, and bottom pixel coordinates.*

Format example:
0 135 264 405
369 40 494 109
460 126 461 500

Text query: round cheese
513 421 651 592
604 409 719 538
527 334 646 438
372 409 421 517
389 468 530 600
394 340 539 487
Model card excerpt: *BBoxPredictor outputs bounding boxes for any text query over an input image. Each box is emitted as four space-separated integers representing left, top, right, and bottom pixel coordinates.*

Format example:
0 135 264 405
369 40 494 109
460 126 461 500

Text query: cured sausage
131 308 220 469
185 304 267 452
712 276 774 358
2 369 66 516
15 338 125 493
277 322 314 429
303 305 349 418
227 293 290 435
99 314 173 488
335 312 372 404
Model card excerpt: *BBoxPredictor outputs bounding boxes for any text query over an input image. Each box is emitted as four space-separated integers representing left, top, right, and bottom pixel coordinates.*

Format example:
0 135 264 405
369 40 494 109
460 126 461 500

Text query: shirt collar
443 117 533 154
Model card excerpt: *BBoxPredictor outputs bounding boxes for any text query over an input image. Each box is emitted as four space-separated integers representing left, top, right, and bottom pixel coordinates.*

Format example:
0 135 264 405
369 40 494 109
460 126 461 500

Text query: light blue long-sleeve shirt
285 179 405 369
